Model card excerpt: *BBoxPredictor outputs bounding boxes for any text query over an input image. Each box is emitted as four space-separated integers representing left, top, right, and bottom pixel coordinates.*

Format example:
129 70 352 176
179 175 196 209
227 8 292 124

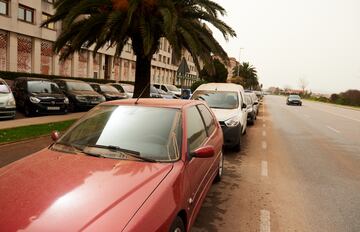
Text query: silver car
0 78 16 119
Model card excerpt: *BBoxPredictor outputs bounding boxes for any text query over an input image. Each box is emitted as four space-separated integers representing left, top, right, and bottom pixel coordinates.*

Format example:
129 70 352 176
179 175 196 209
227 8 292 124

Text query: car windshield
289 95 301 100
0 82 10 93
66 82 94 91
111 84 125 93
27 81 61 94
150 86 159 93
100 85 119 93
166 85 179 91
122 84 134 93
54 105 182 162
192 91 239 109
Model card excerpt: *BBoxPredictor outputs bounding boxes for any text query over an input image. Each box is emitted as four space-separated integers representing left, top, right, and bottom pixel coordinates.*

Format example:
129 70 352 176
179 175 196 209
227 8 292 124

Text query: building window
0 30 7 71
17 35 32 73
18 5 34 24
0 0 9 16
42 13 55 30
41 40 53 75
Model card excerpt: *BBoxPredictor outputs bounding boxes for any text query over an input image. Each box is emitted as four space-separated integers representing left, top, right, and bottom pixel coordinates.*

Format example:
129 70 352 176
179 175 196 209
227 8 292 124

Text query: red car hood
0 149 173 231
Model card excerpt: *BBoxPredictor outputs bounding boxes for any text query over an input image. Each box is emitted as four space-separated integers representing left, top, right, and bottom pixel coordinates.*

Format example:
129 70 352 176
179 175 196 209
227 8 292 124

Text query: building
0 0 199 86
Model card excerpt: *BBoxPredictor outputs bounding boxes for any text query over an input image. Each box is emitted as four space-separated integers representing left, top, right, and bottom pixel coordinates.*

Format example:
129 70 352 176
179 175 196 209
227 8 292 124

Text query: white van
191 83 248 151
153 84 181 97
0 78 16 119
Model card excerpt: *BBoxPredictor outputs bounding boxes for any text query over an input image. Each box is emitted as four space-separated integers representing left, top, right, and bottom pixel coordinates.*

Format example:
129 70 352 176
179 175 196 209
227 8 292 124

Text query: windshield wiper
85 144 157 163
52 141 83 154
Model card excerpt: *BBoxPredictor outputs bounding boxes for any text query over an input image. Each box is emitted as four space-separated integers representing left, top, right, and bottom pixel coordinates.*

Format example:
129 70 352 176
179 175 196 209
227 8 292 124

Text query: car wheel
214 150 224 183
68 101 76 112
169 216 185 232
24 105 32 117
233 130 242 152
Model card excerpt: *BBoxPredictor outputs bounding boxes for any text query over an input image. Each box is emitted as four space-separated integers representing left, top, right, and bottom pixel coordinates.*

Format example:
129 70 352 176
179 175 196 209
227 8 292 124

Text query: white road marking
306 105 360 123
260 210 271 232
261 161 268 177
326 125 340 134
262 131 266 137
263 123 266 128
262 141 267 150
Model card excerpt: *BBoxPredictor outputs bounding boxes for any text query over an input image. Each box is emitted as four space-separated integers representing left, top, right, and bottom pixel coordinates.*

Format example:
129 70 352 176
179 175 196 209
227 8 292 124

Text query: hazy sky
211 0 360 93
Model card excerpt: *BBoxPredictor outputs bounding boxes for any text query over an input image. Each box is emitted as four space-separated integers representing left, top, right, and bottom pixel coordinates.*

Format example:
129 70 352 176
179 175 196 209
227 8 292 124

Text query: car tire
214 150 224 183
233 130 242 152
169 216 185 232
24 105 32 117
68 101 76 112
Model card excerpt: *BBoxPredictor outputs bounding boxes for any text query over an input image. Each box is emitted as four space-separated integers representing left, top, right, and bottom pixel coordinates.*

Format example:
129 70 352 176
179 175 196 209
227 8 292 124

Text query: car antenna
135 82 150 105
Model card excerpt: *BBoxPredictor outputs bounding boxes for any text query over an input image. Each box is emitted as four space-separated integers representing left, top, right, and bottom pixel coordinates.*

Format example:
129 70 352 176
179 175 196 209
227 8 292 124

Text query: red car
0 99 223 232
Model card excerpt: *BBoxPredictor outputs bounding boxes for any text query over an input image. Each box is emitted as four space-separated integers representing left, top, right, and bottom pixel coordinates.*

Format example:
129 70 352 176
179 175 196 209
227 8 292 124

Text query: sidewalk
0 112 84 130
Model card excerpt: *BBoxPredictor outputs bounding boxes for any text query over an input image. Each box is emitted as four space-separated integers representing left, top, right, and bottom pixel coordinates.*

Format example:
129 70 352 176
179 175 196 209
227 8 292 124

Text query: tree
44 0 236 97
199 58 228 83
299 78 308 93
232 62 258 89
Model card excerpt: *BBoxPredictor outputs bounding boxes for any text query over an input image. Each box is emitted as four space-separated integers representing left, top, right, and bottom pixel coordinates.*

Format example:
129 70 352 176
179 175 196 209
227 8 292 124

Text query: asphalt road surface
193 96 360 231
1 96 359 231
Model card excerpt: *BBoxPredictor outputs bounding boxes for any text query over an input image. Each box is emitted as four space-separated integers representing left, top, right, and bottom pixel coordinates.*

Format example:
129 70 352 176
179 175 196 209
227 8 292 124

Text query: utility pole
237 47 244 77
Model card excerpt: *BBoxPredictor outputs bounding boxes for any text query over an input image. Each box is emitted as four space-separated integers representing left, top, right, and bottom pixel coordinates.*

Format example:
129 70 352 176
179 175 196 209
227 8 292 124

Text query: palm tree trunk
133 55 151 98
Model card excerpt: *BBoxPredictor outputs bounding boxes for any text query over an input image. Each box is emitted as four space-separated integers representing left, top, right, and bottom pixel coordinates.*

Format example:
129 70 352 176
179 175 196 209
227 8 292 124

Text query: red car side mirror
51 131 60 142
191 146 215 158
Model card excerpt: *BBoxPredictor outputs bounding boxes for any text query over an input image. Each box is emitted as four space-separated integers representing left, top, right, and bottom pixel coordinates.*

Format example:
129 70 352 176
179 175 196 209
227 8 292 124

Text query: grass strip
0 119 76 144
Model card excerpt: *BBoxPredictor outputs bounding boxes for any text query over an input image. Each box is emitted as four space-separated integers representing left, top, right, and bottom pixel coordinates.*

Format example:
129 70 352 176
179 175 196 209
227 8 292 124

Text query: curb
0 134 51 147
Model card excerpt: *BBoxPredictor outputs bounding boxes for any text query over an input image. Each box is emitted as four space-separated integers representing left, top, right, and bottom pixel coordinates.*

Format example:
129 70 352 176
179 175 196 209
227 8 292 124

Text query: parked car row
0 77 194 119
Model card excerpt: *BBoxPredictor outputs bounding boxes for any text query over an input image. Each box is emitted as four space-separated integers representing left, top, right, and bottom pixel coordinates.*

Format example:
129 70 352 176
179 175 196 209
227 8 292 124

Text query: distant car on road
53 79 105 112
191 83 248 151
12 77 68 116
0 99 224 232
0 78 16 119
89 83 128 101
110 83 134 98
287 94 302 106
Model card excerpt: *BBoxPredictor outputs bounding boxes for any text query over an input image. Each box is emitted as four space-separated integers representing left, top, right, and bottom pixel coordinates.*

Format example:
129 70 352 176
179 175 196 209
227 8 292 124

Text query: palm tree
43 0 236 97
232 62 258 89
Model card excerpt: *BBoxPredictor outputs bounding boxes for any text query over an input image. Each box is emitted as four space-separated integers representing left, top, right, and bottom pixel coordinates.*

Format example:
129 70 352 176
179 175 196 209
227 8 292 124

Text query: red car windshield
54 105 182 162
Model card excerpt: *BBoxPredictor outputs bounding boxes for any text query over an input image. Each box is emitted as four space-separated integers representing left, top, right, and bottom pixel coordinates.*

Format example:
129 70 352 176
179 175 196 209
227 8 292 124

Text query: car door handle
188 197 194 205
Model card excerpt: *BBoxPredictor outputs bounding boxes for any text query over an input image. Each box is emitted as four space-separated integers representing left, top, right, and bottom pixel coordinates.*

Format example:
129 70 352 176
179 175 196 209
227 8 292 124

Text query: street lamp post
237 47 244 77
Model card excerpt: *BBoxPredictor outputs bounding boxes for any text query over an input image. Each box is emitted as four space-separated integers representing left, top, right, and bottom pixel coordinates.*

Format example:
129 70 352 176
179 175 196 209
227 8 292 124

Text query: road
193 96 360 231
1 96 359 231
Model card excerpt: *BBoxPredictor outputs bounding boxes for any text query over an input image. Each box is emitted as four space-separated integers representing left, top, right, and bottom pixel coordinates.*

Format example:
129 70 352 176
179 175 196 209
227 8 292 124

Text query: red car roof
102 99 202 109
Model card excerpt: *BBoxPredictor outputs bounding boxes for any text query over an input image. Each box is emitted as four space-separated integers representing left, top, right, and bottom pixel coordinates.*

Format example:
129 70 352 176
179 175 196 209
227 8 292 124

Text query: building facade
0 0 199 86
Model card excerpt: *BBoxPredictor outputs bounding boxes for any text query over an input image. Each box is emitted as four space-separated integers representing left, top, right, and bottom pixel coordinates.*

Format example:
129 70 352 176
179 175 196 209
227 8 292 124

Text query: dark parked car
89 83 128 101
0 99 224 232
53 79 105 112
287 94 302 106
12 77 68 116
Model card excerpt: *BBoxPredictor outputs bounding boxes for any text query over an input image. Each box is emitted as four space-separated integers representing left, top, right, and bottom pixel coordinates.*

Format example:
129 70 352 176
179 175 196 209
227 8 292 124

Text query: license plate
47 106 60 110
91 101 99 104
